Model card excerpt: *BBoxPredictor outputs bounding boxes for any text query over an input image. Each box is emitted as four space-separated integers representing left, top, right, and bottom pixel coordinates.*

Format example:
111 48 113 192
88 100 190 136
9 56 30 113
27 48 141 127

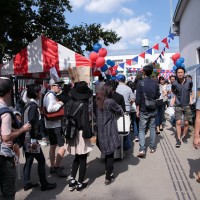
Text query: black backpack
0 107 24 148
64 100 83 140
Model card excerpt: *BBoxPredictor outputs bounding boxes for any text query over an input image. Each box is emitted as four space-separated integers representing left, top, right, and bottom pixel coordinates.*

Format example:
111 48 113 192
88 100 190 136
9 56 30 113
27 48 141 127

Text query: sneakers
137 151 146 158
175 139 181 148
134 137 139 142
105 175 115 186
41 182 57 191
182 136 188 143
24 182 39 191
150 149 156 153
76 183 88 192
69 180 78 191
39 140 48 146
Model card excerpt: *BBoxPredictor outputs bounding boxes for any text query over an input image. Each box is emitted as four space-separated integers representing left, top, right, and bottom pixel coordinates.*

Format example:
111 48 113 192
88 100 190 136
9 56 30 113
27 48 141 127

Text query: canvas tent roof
1 35 91 77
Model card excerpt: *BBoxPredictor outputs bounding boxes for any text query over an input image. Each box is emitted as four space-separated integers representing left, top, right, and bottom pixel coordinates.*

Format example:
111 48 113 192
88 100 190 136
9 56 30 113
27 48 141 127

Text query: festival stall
1 35 91 83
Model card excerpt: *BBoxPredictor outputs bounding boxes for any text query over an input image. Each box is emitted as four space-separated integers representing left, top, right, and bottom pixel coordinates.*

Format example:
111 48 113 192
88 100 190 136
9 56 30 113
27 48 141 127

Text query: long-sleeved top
136 77 160 112
97 98 123 155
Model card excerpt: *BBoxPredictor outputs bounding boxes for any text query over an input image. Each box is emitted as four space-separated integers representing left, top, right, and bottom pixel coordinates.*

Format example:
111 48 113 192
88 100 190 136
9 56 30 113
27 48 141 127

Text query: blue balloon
110 61 115 67
176 59 182 67
93 43 102 53
106 59 112 65
101 64 108 72
173 65 177 71
181 63 185 68
179 57 185 64
111 76 116 80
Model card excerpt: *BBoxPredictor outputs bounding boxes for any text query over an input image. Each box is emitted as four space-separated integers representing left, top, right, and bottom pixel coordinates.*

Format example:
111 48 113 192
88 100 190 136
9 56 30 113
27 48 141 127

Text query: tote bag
117 113 131 134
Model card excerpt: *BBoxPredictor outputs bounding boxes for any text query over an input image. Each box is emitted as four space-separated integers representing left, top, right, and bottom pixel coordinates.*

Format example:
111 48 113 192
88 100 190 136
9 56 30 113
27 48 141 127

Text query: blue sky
66 0 179 52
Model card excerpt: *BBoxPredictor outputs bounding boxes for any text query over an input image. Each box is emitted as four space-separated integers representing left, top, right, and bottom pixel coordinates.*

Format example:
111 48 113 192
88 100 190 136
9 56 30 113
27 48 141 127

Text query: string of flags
118 33 175 69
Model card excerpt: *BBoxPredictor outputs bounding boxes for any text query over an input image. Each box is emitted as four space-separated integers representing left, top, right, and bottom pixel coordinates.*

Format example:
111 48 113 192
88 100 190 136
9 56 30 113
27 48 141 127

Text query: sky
65 0 179 54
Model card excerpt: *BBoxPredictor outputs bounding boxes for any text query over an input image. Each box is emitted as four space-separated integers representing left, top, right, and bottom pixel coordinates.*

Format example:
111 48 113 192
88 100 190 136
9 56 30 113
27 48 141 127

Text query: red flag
139 52 145 59
126 59 132 66
161 37 169 49
161 51 164 56
153 44 159 50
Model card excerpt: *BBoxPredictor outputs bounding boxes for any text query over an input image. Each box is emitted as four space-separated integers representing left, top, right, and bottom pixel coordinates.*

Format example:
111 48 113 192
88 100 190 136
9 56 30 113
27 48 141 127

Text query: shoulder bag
117 113 131 135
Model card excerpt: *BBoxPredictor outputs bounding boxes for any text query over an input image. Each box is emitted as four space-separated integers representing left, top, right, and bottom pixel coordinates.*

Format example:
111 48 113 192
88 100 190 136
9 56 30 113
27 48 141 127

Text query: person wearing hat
66 81 94 192
43 78 67 177
0 77 31 200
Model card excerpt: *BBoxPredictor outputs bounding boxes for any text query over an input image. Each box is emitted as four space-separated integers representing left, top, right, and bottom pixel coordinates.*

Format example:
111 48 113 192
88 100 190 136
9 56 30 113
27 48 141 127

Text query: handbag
42 106 64 120
156 99 163 107
141 81 156 110
117 113 131 134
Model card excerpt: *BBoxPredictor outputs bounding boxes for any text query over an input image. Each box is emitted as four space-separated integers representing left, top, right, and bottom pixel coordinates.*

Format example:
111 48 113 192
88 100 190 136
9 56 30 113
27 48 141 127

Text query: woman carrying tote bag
96 83 123 185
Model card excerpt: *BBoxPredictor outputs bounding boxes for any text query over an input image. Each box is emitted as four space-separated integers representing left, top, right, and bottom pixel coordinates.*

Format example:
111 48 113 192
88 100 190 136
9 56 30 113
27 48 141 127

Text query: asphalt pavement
15 118 200 200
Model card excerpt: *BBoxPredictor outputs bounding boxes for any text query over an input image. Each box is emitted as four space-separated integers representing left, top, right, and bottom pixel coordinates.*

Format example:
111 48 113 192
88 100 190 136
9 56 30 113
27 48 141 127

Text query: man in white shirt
43 79 67 177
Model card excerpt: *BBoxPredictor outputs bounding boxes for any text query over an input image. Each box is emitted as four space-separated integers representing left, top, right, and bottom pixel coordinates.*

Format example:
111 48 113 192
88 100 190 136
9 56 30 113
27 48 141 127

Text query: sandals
196 171 200 183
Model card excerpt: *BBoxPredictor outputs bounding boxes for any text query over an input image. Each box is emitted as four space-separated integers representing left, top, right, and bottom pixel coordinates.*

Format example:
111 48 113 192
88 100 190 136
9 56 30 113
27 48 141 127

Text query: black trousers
71 154 87 183
105 152 114 180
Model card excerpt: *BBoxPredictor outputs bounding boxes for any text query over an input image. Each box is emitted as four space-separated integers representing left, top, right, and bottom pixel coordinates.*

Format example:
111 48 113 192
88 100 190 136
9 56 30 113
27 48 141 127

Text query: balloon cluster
171 53 185 72
89 42 118 79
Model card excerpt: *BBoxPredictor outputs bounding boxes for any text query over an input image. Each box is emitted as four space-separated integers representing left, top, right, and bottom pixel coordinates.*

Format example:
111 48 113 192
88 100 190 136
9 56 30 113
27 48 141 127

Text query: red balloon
89 52 98 62
174 52 180 60
98 48 107 57
96 57 105 68
111 70 117 76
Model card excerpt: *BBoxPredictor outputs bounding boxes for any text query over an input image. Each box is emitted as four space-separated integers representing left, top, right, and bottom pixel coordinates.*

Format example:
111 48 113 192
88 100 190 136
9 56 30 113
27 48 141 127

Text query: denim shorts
47 127 64 147
175 105 192 122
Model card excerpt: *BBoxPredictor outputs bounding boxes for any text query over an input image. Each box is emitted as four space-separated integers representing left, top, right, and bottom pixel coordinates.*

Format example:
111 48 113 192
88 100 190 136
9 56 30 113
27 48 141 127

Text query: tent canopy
1 35 91 77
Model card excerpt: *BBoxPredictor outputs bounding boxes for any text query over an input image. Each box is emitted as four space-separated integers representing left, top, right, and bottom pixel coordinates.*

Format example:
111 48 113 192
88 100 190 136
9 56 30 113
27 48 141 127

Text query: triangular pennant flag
163 48 166 52
118 63 125 69
159 54 162 59
166 43 169 49
139 52 145 59
161 51 164 56
153 43 159 50
132 56 138 63
168 39 170 43
168 33 174 40
146 48 153 55
161 37 168 45
126 59 132 66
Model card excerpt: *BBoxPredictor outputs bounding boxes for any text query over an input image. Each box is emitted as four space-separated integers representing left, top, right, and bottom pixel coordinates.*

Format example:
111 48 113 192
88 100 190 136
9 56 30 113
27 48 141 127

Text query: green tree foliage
0 0 121 63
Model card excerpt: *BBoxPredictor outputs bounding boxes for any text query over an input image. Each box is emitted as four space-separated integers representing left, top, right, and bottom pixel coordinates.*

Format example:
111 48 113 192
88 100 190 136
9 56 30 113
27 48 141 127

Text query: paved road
15 119 200 200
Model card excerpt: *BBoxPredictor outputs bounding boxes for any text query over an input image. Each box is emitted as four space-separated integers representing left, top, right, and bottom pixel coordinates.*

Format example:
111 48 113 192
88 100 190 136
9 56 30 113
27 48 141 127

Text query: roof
173 0 189 23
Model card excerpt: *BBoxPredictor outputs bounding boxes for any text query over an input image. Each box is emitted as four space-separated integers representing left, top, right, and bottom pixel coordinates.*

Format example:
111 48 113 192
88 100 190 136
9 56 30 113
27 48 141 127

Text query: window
145 59 149 64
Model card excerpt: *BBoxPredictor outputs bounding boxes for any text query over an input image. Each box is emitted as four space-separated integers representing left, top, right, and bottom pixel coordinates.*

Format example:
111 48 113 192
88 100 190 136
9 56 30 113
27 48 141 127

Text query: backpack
15 89 27 113
0 107 24 148
64 100 83 140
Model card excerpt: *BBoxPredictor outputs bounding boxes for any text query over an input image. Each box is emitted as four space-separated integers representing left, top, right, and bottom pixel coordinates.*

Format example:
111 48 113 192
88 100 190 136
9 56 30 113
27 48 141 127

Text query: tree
0 0 121 64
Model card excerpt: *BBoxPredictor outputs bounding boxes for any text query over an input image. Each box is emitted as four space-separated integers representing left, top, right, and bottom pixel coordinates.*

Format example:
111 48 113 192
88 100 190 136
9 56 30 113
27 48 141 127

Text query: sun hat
70 81 93 100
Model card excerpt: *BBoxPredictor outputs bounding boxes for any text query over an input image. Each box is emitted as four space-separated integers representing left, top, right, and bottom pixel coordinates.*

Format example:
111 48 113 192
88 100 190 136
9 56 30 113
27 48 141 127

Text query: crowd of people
0 63 200 199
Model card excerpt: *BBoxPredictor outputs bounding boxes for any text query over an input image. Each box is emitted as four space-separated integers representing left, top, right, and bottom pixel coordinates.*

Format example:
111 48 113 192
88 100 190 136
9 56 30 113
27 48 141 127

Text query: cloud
146 12 152 17
119 7 134 16
102 16 151 50
69 0 88 10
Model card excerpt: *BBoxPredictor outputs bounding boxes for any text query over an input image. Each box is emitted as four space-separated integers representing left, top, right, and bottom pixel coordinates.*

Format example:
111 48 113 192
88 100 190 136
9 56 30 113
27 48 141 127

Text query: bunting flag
146 48 153 55
132 56 138 63
161 51 164 56
159 55 162 59
126 59 132 66
153 43 159 50
161 37 169 49
168 33 174 40
139 52 145 59
118 63 125 69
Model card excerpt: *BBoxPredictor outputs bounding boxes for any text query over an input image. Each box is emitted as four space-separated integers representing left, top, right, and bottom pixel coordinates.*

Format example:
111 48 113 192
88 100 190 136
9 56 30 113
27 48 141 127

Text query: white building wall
179 0 200 67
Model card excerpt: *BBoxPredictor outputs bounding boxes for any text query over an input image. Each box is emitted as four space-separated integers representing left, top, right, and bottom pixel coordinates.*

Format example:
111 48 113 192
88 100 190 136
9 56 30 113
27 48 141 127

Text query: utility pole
170 0 173 32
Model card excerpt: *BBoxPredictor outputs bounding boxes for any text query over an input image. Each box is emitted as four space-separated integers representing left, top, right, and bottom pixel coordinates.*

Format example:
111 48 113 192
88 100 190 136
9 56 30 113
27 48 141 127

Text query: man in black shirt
136 64 160 158
171 66 193 147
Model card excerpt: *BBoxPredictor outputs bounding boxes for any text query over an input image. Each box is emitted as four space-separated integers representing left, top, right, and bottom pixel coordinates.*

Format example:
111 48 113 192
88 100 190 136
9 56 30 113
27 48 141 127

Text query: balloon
106 59 112 65
173 65 177 71
89 52 98 62
101 64 108 72
96 57 105 68
111 76 116 80
92 70 101 76
110 61 115 67
111 70 117 76
115 70 119 75
176 59 182 67
93 43 102 53
172 54 177 61
174 52 180 60
181 63 185 68
98 48 107 57
179 57 185 63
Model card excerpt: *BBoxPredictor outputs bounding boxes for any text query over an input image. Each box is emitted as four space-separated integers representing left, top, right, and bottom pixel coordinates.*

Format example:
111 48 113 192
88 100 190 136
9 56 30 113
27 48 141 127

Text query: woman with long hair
96 83 123 185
